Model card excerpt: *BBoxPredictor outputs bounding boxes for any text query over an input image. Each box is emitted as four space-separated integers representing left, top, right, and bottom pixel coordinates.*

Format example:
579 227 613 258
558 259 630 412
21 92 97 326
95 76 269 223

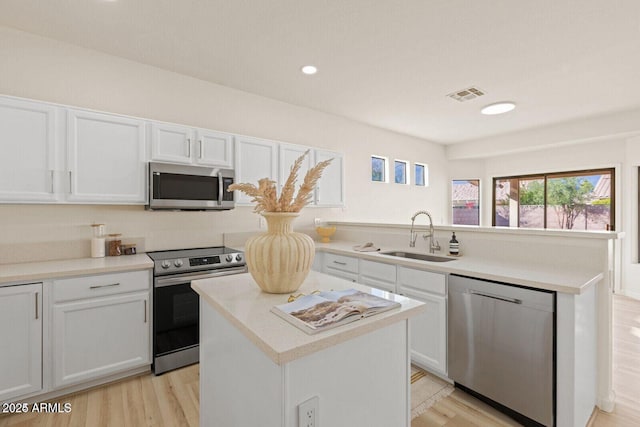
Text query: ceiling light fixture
481 102 516 115
301 65 318 75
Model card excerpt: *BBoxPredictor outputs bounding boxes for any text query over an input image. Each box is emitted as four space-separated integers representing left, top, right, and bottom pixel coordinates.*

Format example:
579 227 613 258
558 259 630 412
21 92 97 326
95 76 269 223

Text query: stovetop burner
147 246 245 276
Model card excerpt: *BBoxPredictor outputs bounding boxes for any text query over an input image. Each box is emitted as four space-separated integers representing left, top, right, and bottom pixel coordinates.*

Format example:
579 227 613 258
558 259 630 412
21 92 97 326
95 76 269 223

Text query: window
415 163 428 187
394 160 408 184
493 168 614 230
371 156 387 182
452 180 480 225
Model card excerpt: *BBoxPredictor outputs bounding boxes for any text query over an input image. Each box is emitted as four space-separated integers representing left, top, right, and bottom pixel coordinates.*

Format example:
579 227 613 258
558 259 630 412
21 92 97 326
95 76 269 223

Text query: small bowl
316 226 336 243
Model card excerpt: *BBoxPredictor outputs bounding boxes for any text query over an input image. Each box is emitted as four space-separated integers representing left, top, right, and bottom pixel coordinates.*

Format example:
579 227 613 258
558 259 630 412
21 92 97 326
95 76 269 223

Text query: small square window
394 160 408 184
371 156 387 182
415 163 428 186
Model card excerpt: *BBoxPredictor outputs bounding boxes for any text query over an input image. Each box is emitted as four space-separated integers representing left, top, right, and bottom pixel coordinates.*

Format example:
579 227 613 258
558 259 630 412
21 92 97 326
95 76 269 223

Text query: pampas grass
228 150 333 213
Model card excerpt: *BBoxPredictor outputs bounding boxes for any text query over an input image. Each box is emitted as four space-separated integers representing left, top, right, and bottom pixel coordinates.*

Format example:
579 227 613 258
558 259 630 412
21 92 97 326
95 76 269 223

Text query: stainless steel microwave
147 162 235 210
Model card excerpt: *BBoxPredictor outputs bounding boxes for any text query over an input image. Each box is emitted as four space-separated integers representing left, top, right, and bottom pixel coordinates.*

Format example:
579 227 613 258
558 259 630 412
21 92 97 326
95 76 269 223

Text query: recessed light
481 102 516 115
301 65 318 75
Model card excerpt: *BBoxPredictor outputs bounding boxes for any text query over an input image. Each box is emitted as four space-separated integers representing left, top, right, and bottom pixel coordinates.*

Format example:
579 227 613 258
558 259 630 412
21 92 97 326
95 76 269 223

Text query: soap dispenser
449 232 459 256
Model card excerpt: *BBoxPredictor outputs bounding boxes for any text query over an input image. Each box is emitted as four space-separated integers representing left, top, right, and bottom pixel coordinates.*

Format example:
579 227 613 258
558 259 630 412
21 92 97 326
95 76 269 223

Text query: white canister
91 224 106 258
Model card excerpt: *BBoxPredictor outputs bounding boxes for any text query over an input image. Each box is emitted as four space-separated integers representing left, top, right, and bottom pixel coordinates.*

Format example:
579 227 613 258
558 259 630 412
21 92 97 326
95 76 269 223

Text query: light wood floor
0 364 199 427
1 295 638 427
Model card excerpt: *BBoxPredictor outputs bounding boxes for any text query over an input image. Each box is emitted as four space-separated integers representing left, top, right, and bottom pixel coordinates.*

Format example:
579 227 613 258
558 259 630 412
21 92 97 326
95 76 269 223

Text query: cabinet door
279 143 314 194
399 286 447 375
234 136 278 205
359 260 397 293
0 97 58 202
67 109 146 203
0 283 42 401
315 150 344 207
195 129 234 168
150 122 194 164
52 291 150 388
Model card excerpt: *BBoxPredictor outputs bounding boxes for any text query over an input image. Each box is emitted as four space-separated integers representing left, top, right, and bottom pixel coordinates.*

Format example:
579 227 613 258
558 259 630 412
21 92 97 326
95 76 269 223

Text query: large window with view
493 168 614 231
452 180 480 225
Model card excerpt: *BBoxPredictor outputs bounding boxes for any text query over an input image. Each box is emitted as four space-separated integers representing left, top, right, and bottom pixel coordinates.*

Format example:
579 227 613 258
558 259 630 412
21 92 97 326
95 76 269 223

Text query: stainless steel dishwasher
448 274 555 427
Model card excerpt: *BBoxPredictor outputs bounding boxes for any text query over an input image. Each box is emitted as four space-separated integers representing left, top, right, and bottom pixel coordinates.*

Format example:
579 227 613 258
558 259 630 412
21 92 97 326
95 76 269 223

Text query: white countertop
0 254 153 284
317 242 603 294
191 270 425 365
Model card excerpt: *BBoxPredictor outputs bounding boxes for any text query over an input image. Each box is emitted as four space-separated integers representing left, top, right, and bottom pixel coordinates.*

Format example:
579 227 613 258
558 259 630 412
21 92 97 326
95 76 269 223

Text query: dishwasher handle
469 290 522 305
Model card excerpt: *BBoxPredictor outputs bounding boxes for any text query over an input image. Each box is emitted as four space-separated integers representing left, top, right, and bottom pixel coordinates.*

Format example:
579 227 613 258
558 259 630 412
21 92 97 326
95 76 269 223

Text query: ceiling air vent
447 86 485 102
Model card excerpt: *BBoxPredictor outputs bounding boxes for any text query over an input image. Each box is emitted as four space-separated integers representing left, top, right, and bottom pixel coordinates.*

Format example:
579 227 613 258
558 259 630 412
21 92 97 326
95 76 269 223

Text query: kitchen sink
380 251 456 262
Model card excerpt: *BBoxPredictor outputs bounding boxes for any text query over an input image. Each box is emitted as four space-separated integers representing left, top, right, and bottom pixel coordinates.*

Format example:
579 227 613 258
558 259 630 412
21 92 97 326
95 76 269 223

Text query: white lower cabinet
0 283 42 402
359 259 397 293
322 253 359 282
398 266 447 376
52 271 151 388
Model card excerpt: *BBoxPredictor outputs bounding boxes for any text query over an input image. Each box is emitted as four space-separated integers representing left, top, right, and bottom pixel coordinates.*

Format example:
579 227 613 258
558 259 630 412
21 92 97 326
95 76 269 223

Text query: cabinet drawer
52 270 150 302
323 253 358 274
360 260 396 283
324 267 359 283
398 267 446 295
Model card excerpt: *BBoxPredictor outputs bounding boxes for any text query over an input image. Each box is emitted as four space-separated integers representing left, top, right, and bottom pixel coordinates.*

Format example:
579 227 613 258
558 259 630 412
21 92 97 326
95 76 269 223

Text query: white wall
0 26 446 262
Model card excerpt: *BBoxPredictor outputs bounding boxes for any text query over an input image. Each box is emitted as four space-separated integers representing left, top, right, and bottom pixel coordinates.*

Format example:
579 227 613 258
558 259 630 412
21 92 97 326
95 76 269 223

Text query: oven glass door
154 281 199 356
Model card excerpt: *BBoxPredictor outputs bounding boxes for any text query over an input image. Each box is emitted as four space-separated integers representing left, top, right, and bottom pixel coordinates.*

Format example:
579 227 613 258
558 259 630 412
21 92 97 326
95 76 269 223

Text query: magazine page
274 294 363 331
271 288 401 334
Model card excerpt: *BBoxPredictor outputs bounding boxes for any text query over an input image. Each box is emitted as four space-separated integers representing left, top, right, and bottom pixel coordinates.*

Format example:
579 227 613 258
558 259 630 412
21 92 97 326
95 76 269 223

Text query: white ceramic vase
245 212 315 294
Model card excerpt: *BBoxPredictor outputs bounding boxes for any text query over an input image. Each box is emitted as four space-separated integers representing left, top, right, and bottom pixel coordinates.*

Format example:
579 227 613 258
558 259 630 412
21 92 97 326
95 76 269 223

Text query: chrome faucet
409 210 441 253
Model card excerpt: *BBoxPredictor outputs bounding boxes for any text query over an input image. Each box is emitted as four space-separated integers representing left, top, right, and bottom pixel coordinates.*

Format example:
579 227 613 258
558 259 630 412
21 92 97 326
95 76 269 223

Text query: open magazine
271 288 400 335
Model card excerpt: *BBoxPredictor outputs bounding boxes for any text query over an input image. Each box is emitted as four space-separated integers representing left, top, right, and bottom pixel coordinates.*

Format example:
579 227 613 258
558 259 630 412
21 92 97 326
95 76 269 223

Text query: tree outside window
493 169 614 230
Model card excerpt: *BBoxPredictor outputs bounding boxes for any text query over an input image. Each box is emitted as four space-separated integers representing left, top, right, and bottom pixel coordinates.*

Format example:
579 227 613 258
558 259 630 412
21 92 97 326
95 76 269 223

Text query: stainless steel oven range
147 246 246 375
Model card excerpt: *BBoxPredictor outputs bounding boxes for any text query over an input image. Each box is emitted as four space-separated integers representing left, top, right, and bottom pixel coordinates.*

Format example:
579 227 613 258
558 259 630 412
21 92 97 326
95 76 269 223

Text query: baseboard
618 289 640 301
597 390 616 413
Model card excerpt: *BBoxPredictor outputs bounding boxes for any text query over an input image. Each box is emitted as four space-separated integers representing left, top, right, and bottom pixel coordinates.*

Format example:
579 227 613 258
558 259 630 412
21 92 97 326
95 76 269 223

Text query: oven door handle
154 267 247 287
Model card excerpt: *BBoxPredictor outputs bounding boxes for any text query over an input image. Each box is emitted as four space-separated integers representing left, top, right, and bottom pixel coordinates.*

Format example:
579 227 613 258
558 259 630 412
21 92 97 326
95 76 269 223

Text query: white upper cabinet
0 97 58 202
235 136 278 205
151 122 234 168
150 122 192 164
279 143 314 192
195 128 234 168
67 109 146 203
315 149 344 207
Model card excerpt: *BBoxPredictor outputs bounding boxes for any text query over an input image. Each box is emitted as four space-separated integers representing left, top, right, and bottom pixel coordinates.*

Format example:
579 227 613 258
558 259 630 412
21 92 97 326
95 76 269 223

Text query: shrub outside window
371 156 387 182
493 168 614 230
452 179 480 225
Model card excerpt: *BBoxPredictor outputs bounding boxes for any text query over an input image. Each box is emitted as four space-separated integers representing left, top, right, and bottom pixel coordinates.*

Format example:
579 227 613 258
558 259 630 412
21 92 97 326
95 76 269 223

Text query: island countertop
191 270 425 365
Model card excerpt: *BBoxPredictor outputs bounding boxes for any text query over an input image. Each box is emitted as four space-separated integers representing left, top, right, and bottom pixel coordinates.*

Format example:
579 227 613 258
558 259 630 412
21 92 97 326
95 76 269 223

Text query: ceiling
1 0 639 144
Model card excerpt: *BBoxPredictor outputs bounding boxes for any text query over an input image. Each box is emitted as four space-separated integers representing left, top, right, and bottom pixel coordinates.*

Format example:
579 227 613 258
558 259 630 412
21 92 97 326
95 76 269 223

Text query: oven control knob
225 255 233 262
174 259 183 268
161 260 171 269
235 254 243 262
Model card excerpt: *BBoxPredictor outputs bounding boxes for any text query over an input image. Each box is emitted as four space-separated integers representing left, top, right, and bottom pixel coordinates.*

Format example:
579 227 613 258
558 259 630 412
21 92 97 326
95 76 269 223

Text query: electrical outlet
298 396 319 427
314 218 322 226
258 216 266 229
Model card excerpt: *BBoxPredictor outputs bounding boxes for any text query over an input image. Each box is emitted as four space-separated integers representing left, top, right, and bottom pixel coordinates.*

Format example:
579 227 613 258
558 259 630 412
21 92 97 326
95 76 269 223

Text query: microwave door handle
218 172 223 205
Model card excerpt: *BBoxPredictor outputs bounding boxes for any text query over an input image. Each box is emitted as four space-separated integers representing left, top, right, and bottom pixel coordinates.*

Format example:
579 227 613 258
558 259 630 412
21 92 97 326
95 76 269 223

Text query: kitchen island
191 270 425 427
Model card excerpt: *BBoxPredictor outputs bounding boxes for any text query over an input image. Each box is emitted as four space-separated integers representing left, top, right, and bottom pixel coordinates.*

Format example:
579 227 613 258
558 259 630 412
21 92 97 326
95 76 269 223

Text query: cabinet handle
187 138 191 157
68 171 72 194
333 261 347 265
35 292 39 320
49 170 54 193
144 300 147 323
199 139 203 159
469 290 522 305
89 282 120 290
